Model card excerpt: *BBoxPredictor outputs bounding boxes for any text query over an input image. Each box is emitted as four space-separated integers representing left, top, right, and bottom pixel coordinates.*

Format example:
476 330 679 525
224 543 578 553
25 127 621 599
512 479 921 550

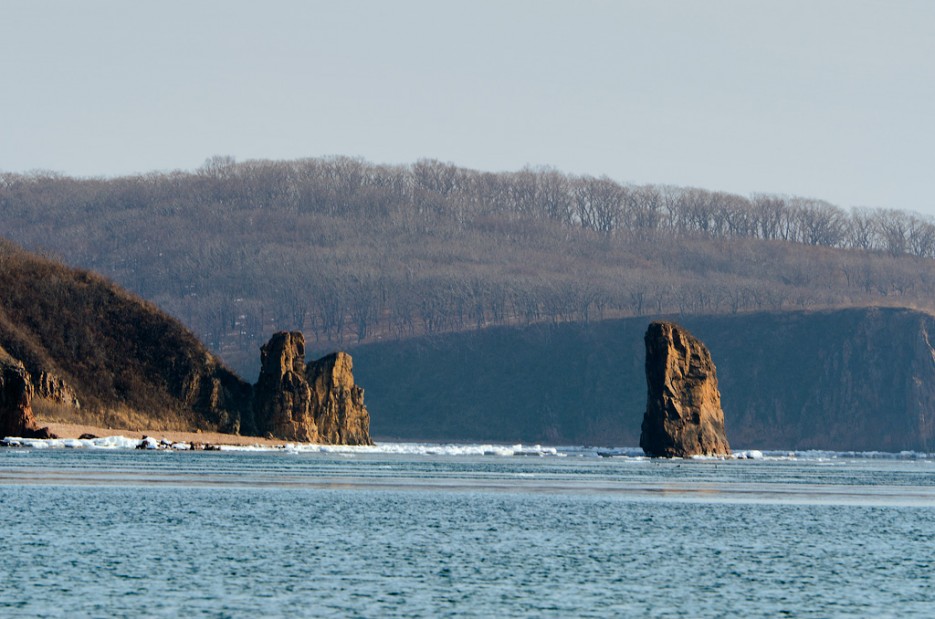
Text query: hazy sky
3 0 933 214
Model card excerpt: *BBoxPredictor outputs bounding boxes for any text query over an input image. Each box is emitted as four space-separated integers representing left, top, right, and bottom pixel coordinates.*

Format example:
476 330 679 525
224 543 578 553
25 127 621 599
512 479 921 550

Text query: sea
1 439 933 618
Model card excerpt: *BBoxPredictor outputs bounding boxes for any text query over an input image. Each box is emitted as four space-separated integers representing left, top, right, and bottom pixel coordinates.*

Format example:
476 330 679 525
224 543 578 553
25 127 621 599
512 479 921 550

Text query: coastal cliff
350 307 935 451
0 242 373 444
0 353 53 439
0 242 253 434
0 240 274 434
639 321 730 457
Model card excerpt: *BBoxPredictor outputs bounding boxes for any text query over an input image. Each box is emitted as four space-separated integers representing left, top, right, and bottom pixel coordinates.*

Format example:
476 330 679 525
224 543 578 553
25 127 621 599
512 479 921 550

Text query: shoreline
39 422 290 448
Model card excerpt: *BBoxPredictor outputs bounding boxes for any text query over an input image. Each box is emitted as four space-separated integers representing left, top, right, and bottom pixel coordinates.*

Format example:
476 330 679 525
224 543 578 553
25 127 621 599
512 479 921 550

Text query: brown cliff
639 321 730 457
0 357 55 439
253 331 318 442
33 371 80 409
307 352 372 445
253 332 372 445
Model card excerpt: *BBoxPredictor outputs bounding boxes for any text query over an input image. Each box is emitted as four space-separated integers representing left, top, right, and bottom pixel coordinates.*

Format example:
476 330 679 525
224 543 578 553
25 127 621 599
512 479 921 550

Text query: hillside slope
5 159 935 378
349 307 935 451
0 240 252 432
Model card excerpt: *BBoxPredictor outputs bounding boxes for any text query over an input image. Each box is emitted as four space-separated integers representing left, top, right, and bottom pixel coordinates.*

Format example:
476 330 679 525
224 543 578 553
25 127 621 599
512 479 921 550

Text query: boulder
0 359 56 439
639 321 730 457
253 332 372 445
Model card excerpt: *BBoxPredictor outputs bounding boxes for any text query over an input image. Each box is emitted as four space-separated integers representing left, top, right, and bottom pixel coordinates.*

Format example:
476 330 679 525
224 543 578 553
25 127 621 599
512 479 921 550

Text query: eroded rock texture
0 359 55 439
33 371 81 409
307 352 372 445
640 321 730 457
253 332 372 445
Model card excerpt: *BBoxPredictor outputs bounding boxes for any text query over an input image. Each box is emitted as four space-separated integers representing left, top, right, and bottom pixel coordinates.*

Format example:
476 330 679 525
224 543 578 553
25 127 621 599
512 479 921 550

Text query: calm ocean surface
1 445 933 618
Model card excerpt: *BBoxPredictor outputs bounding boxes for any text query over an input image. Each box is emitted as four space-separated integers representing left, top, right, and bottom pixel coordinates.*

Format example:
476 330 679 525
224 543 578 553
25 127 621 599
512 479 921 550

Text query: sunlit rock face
640 321 730 458
253 332 372 445
306 352 372 446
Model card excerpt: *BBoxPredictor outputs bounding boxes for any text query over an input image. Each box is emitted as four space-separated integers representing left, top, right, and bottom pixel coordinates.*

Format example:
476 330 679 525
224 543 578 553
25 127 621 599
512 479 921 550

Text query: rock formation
307 352 372 445
639 321 730 457
33 371 81 409
253 332 372 445
253 332 317 442
0 358 55 439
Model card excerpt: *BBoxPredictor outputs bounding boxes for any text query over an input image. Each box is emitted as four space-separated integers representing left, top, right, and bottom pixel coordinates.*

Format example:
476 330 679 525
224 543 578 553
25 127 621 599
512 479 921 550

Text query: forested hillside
3 156 935 375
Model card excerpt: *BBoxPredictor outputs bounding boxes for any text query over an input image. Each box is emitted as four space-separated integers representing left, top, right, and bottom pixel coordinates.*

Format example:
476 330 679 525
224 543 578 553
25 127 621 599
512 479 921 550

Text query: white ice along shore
0 435 566 456
1 434 933 460
1 435 189 450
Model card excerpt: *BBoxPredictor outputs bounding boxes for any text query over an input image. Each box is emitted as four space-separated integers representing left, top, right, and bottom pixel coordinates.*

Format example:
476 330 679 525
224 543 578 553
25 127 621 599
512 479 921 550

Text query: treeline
2 156 935 375
5 156 934 254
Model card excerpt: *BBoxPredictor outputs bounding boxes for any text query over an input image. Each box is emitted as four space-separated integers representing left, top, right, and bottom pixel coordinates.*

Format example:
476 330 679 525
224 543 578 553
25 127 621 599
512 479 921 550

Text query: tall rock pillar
253 331 319 442
639 321 731 457
307 352 372 446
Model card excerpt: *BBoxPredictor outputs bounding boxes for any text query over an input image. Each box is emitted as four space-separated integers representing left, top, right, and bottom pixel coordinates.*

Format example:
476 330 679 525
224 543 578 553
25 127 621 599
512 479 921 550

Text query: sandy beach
40 422 290 448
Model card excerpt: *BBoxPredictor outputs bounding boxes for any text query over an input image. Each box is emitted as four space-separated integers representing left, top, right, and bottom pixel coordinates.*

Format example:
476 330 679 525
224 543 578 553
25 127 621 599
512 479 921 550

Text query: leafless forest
3 156 935 374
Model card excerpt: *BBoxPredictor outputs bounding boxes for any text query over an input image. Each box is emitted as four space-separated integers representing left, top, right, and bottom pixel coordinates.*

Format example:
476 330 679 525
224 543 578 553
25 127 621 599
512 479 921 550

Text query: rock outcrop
0 358 55 439
307 352 372 445
253 332 372 445
639 321 730 457
33 371 81 409
253 332 317 442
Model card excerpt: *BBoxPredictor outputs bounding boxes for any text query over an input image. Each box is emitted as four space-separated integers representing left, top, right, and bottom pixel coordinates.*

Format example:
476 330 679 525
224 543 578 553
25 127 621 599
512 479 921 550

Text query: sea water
0 445 933 618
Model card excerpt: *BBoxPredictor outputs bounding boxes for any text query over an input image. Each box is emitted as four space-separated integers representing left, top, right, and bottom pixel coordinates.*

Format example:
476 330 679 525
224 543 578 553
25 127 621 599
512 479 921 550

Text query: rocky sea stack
639 321 730 457
253 332 372 445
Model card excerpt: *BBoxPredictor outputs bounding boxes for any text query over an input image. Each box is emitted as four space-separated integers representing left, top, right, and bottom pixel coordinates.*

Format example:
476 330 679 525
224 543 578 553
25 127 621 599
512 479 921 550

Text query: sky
2 0 934 214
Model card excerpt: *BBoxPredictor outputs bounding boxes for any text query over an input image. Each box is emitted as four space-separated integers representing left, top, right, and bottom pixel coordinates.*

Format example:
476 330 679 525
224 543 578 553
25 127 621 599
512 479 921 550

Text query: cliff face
0 358 53 438
307 352 372 445
32 371 80 409
350 307 935 451
253 332 317 442
639 322 730 457
685 309 935 452
253 332 372 445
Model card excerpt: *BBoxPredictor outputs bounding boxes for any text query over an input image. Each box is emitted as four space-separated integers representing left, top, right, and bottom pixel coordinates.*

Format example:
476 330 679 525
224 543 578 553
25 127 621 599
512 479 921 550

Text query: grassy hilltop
0 240 250 432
